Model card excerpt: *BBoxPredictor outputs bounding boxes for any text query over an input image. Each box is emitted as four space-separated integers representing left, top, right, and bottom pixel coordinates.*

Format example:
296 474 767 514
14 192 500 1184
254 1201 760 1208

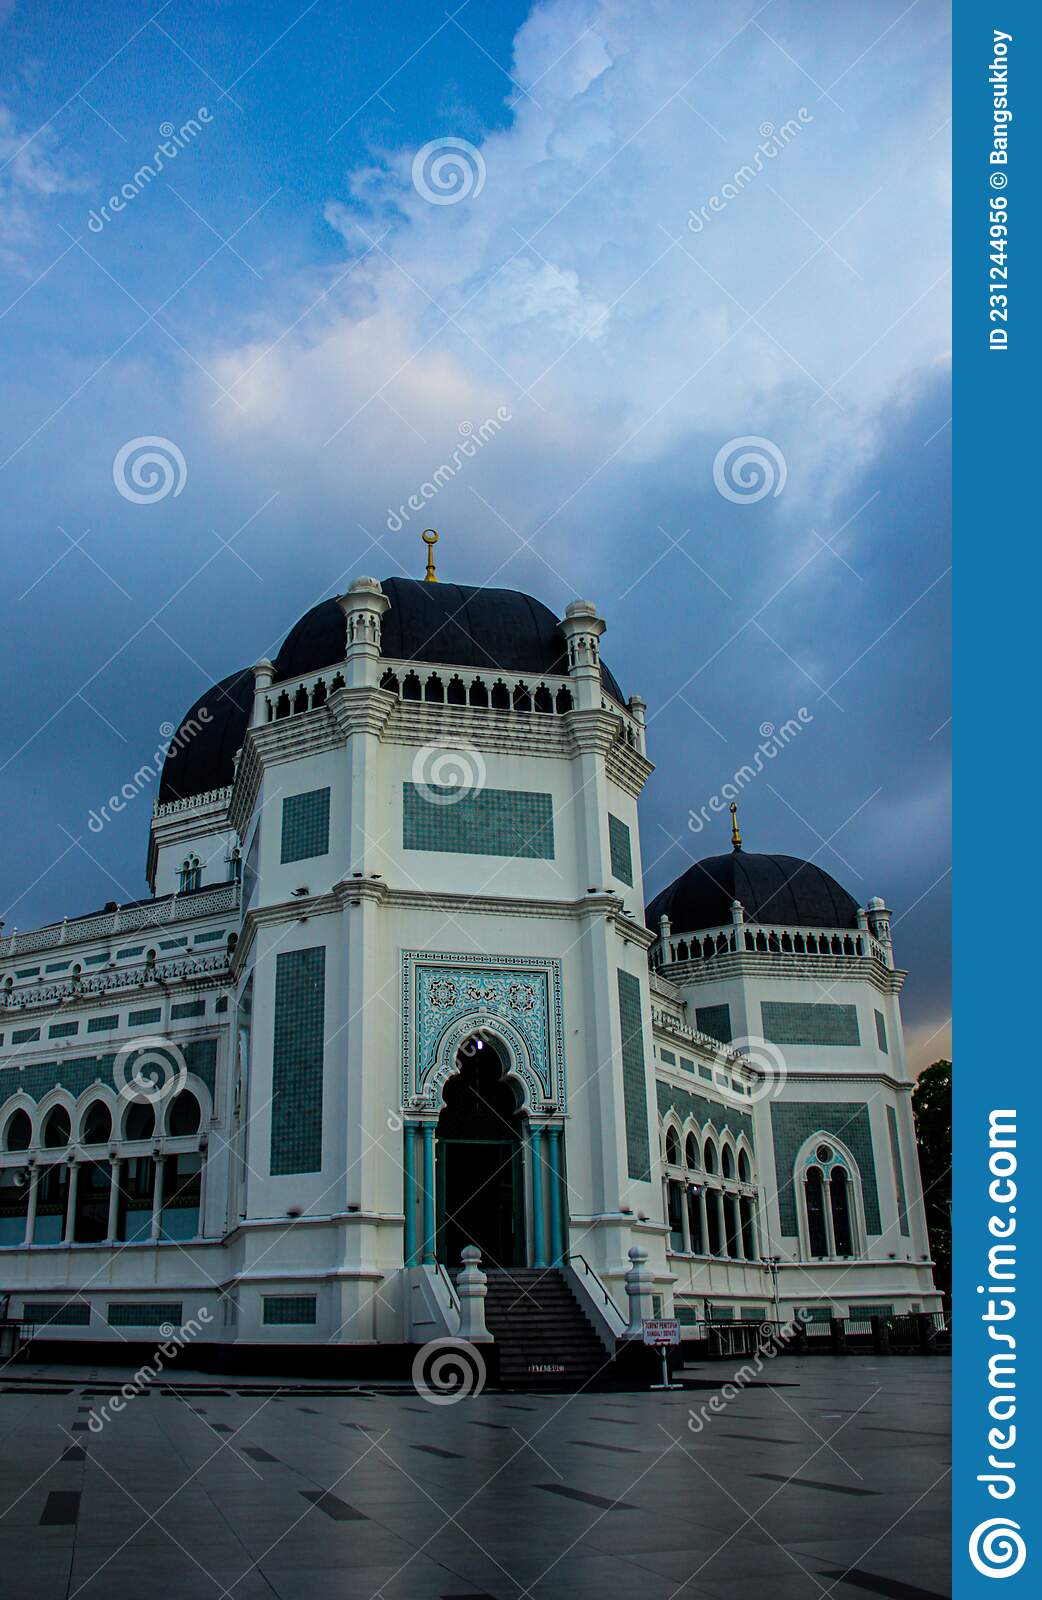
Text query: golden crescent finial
730 801 742 852
421 528 439 583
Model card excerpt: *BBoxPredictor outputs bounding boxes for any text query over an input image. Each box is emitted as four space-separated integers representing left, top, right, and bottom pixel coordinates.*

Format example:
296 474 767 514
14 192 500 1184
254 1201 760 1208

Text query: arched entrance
435 1039 525 1268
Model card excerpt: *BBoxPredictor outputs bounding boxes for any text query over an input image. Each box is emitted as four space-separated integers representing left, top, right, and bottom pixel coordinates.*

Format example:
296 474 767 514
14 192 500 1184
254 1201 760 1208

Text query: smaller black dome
158 669 254 805
646 851 860 933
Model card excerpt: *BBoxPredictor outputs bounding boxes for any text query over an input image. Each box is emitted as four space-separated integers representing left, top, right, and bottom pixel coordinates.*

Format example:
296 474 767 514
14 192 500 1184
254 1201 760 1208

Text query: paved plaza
0 1355 950 1600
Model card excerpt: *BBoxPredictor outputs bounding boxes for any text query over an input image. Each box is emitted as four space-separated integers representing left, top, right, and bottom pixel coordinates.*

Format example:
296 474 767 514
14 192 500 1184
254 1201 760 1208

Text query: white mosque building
0 540 940 1372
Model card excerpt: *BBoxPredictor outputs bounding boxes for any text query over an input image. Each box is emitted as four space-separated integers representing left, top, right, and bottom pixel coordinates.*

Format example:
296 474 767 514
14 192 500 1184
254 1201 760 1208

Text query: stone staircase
479 1267 613 1390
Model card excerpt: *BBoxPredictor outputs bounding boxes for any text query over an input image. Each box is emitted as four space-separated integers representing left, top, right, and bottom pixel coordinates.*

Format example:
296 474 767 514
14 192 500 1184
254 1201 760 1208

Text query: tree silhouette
912 1060 951 1306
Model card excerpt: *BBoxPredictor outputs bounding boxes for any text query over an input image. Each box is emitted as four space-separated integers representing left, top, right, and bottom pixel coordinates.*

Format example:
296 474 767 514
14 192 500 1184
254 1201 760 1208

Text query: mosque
0 533 940 1371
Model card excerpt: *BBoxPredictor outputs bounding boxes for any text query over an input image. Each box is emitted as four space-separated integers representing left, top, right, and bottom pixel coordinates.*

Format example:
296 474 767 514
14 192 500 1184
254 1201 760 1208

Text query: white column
106 1159 121 1242
679 1184 692 1253
24 1167 39 1246
63 1162 78 1244
150 1156 165 1241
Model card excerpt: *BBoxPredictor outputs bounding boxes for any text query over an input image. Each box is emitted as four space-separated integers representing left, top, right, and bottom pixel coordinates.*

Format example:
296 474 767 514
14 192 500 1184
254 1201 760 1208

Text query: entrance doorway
435 1041 525 1268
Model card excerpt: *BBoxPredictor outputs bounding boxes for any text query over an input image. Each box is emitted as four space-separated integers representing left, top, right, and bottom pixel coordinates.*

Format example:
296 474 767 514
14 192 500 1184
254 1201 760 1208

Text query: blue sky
0 0 950 1064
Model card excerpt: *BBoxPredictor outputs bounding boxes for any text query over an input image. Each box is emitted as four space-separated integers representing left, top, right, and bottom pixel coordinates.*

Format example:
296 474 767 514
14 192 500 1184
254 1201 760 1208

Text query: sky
0 0 951 1068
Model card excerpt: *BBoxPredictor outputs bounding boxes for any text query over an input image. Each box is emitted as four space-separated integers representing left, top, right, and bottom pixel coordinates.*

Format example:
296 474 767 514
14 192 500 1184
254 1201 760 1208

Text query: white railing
1 949 231 1013
1 883 239 961
258 657 645 753
652 920 885 969
153 785 233 818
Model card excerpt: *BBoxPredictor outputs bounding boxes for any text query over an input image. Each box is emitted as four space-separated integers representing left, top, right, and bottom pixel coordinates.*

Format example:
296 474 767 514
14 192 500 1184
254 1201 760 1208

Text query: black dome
646 851 860 933
273 577 625 702
158 668 255 805
158 579 624 801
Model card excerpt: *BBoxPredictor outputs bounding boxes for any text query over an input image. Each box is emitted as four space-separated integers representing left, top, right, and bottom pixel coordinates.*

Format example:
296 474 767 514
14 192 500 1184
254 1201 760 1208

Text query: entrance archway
435 1038 525 1268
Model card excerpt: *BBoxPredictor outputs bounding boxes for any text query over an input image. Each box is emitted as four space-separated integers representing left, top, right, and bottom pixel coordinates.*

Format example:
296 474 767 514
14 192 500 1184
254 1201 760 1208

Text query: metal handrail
564 1253 628 1330
435 1260 460 1309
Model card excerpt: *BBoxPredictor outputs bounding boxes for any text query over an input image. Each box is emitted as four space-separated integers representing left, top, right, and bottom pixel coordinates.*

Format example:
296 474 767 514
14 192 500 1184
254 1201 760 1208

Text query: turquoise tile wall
655 1079 754 1144
403 783 555 859
0 1037 217 1109
269 946 326 1175
695 1004 732 1044
608 813 633 885
263 1295 317 1324
769 1101 881 1235
47 1022 78 1039
617 970 651 1181
281 788 331 864
875 1009 888 1053
762 1001 860 1046
107 1303 183 1327
887 1104 910 1235
22 1301 91 1325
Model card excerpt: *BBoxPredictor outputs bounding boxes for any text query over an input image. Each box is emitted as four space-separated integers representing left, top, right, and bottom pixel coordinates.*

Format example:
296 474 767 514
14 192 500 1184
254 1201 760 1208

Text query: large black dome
273 578 625 701
158 579 624 802
645 850 860 933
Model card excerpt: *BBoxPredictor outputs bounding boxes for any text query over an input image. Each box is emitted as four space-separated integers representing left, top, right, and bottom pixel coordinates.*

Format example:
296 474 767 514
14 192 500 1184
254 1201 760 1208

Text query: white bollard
457 1246 494 1343
624 1244 656 1338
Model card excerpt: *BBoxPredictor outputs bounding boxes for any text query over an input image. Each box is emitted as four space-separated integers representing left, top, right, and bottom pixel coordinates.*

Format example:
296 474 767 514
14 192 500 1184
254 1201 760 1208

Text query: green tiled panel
695 1004 732 1044
655 1080 754 1145
15 967 39 979
87 1015 119 1033
608 813 633 885
45 962 70 974
857 1303 895 1319
117 946 145 961
770 1101 881 1236
403 783 554 859
84 953 108 966
887 1105 910 1236
617 970 651 1181
875 1009 888 1053
281 787 331 864
11 1027 40 1044
659 1049 676 1066
0 1036 217 1108
128 1008 162 1026
262 1295 317 1325
761 1001 860 1046
22 1301 91 1326
107 1302 183 1327
193 930 226 944
270 946 325 1175
171 1000 205 1020
48 1022 79 1039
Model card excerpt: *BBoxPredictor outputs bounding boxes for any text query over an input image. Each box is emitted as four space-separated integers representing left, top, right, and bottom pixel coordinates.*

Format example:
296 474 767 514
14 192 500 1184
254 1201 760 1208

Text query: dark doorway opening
435 1041 525 1269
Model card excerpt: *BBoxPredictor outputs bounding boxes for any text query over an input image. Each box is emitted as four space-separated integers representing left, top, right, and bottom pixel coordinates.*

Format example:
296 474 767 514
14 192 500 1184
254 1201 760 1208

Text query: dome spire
730 801 742 851
421 528 439 583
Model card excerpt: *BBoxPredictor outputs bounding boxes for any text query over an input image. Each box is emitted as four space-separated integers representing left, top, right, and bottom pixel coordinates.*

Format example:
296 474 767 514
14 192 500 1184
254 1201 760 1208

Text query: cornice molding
658 950 907 995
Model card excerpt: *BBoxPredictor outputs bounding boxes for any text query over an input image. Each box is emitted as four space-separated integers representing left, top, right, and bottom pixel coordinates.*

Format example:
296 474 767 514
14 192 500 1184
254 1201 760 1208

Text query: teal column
403 1123 417 1266
421 1123 436 1266
547 1125 564 1265
530 1126 547 1268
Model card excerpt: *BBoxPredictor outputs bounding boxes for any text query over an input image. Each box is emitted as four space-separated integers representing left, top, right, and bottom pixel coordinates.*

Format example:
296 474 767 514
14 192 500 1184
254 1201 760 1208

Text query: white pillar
457 1246 493 1343
106 1159 121 1243
679 1184 692 1253
63 1161 79 1244
24 1167 38 1246
624 1244 656 1336
150 1156 165 1241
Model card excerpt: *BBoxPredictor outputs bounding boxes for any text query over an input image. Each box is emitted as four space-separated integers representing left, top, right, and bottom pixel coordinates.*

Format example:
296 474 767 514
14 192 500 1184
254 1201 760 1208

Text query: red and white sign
641 1318 680 1347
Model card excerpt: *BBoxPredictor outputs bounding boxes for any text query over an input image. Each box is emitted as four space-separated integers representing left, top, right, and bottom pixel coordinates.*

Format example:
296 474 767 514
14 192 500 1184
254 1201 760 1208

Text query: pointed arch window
178 856 201 893
799 1140 862 1259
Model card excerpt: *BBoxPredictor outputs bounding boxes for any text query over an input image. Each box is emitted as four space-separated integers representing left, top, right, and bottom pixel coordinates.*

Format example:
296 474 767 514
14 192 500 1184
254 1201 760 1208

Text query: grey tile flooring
0 1354 949 1599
